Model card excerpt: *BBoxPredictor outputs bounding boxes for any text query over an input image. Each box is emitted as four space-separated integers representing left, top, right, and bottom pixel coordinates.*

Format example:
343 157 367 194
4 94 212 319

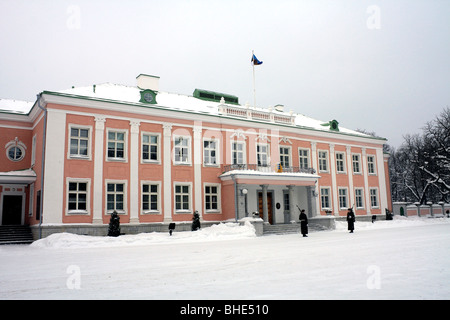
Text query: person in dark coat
347 208 355 233
299 209 308 237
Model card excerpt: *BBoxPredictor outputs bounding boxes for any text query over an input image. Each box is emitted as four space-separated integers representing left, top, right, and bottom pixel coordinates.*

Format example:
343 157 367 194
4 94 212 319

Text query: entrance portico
220 166 320 224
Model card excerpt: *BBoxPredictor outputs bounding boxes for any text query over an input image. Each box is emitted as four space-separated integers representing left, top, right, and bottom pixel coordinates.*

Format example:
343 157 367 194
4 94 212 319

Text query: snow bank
31 221 256 249
335 215 450 231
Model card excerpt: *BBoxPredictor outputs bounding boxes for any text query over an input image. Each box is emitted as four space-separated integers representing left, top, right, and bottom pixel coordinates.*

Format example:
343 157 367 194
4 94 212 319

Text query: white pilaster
42 110 66 224
376 147 388 213
346 146 355 209
163 123 172 222
129 120 140 223
193 125 203 220
329 144 339 215
93 116 106 224
362 148 371 215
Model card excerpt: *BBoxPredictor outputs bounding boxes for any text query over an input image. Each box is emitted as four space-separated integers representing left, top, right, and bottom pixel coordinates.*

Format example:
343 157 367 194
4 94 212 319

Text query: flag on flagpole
251 54 263 65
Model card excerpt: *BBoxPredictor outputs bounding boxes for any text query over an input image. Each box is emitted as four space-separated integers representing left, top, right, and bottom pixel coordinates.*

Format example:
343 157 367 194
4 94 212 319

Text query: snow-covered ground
0 217 449 300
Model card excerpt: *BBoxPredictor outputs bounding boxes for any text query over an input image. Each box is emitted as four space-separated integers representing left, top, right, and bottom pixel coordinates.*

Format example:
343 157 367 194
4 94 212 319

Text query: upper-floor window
336 152 346 173
70 127 89 158
174 136 191 164
231 141 245 165
279 146 291 168
257 143 269 167
352 154 361 174
142 133 159 162
318 150 328 172
299 148 309 169
204 140 218 166
107 130 126 160
368 155 376 174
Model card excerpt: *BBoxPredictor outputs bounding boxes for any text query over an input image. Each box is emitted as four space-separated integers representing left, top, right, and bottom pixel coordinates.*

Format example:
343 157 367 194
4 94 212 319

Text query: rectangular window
320 187 330 210
336 152 345 173
318 151 328 172
283 192 290 211
174 136 190 164
279 146 290 168
299 149 309 169
68 181 88 213
355 188 364 209
338 188 348 209
142 183 159 213
142 133 159 162
232 142 245 165
108 131 125 159
175 184 191 212
352 154 361 174
204 140 217 166
205 185 219 211
107 183 125 213
257 144 269 167
70 127 89 157
368 155 376 174
370 188 379 208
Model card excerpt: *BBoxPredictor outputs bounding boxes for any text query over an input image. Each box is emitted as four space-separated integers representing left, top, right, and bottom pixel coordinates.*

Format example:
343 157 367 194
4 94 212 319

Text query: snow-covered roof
1 81 381 141
55 83 376 139
0 169 36 184
0 99 34 114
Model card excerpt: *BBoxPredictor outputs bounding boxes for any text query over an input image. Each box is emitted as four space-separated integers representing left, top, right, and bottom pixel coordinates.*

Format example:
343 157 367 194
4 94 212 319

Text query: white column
42 110 66 224
193 124 203 220
129 120 140 223
346 146 355 209
93 116 106 224
376 147 388 213
163 123 172 222
329 144 339 215
362 148 371 215
311 141 320 216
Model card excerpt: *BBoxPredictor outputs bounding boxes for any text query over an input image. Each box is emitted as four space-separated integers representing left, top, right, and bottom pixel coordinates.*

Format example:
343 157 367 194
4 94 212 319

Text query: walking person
347 208 355 233
299 209 308 237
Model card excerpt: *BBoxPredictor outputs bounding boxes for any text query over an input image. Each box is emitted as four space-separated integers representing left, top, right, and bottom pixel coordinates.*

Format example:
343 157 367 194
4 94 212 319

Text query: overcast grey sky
1 0 449 147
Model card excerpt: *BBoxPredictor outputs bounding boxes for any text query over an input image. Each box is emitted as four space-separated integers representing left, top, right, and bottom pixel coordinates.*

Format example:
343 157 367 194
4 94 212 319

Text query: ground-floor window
175 184 191 212
68 181 88 213
370 188 379 208
204 184 220 212
142 183 160 213
338 188 348 210
107 182 125 213
320 187 331 210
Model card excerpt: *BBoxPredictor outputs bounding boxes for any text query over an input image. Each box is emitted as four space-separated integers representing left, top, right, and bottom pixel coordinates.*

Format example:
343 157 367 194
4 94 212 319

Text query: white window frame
352 153 361 174
174 182 193 214
106 129 128 162
105 180 127 214
141 132 160 164
298 148 310 169
338 187 348 210
173 135 191 165
204 183 221 213
141 181 161 214
318 150 329 173
231 141 246 165
257 143 270 167
203 138 220 167
370 188 379 208
355 188 364 209
279 146 291 168
66 178 90 215
336 152 346 173
320 187 331 210
68 124 92 160
367 155 377 175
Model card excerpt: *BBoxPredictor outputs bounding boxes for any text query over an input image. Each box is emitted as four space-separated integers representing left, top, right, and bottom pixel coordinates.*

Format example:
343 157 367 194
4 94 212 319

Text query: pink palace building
0 74 392 238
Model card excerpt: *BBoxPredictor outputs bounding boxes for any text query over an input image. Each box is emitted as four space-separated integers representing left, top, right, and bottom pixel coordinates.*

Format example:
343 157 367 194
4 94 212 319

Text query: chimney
136 74 160 91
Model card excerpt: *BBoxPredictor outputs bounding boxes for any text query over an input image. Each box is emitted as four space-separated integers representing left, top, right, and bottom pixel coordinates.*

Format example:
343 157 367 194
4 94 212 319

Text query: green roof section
193 89 239 105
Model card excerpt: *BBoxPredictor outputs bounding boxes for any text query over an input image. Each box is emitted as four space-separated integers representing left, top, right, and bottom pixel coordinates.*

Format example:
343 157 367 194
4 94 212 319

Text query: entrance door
258 191 273 224
2 195 23 225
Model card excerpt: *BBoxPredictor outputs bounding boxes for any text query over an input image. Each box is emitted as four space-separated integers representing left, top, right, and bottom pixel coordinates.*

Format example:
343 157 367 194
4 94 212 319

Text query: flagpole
252 50 256 108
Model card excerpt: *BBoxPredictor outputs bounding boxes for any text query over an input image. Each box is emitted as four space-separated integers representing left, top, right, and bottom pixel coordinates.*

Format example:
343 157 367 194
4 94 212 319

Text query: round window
7 146 24 161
